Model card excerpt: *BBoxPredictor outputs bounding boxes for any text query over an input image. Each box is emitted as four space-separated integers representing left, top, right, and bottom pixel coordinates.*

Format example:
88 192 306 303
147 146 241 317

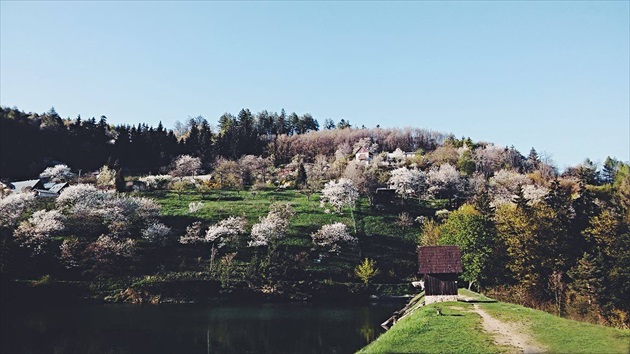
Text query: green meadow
143 188 429 286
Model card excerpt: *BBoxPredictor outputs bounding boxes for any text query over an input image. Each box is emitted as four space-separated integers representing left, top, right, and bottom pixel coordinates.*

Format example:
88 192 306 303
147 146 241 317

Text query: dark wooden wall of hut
423 274 458 296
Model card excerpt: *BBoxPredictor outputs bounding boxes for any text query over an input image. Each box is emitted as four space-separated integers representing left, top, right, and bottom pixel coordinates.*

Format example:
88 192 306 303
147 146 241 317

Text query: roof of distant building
354 146 370 155
47 182 68 194
10 179 42 192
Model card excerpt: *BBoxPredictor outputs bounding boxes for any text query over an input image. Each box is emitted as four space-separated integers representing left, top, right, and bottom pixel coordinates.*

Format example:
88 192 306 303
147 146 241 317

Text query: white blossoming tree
388 167 426 200
248 203 295 248
170 155 202 178
142 223 172 244
522 184 549 205
248 217 280 248
14 210 65 255
180 216 247 270
320 178 359 232
53 183 163 274
205 216 247 248
311 222 357 254
426 163 465 204
99 196 160 237
139 175 173 190
474 144 507 177
40 164 75 182
56 184 110 214
489 169 531 205
0 192 36 228
57 185 159 235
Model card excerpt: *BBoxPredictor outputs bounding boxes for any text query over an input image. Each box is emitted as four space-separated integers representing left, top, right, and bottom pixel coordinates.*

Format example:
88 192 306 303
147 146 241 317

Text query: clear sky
1 1 628 169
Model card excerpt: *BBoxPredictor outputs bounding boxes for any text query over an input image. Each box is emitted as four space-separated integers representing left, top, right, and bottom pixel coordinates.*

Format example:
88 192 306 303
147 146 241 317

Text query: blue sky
1 1 628 169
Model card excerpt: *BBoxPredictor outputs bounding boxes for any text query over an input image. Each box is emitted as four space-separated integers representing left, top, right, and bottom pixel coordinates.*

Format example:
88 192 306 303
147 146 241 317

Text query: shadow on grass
161 215 198 230
198 196 245 202
458 299 498 304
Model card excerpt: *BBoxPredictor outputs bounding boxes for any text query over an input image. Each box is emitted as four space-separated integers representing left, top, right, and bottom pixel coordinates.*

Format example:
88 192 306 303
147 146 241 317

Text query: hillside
359 289 630 354
1 105 629 327
141 189 422 295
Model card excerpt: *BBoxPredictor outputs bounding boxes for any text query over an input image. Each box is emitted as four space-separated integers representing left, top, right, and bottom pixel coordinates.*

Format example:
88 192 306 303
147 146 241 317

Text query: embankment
359 289 630 353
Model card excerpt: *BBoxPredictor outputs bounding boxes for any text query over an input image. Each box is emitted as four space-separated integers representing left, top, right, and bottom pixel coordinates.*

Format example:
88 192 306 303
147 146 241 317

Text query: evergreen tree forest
0 107 322 179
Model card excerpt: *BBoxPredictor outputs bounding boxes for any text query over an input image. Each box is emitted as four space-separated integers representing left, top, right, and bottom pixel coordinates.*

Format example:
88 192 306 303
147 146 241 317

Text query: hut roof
417 245 462 274
10 179 43 193
47 182 68 194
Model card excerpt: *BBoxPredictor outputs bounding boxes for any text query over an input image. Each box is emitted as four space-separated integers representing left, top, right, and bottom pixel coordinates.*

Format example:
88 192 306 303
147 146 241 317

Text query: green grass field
143 188 431 284
359 289 630 354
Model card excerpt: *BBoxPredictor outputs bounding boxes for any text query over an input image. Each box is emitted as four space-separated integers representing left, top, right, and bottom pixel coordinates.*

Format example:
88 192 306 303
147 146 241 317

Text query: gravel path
472 304 546 353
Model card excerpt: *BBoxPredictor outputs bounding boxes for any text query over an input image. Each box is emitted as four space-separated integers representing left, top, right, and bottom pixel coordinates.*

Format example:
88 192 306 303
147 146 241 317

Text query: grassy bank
461 290 630 354
360 289 630 353
359 300 505 353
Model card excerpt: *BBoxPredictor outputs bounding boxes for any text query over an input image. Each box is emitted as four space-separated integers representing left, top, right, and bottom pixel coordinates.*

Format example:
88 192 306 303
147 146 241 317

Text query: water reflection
1 302 400 353
357 307 377 343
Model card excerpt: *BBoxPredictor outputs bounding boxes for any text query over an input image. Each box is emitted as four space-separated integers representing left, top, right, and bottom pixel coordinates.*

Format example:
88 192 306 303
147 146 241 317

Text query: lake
0 301 401 353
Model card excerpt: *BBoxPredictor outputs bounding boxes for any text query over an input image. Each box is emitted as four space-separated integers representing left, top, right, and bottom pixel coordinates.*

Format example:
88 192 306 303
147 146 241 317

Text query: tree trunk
209 243 217 271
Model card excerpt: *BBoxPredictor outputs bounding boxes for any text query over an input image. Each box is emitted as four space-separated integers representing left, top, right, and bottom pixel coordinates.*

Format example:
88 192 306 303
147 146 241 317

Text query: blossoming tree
248 203 295 249
388 167 426 200
40 164 75 182
14 210 65 255
319 178 359 232
170 155 202 178
180 216 247 270
0 192 36 228
426 163 466 204
311 222 357 254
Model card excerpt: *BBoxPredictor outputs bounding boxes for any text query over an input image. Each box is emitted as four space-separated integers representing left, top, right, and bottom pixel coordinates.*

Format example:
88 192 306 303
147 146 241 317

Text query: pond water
1 301 401 353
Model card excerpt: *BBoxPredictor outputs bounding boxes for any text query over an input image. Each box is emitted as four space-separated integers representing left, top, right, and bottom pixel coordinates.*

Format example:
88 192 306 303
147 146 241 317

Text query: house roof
417 246 462 274
354 146 370 155
10 179 42 192
47 182 68 194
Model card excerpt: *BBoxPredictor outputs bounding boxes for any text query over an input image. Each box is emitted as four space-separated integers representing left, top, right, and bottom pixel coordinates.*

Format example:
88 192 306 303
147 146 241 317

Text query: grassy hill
1 188 440 303
359 289 630 354
140 188 434 292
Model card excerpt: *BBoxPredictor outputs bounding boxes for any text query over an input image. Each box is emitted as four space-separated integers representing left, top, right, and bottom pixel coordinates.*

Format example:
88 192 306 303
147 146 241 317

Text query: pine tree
113 159 125 192
512 184 530 210
296 163 307 188
526 147 540 172
276 109 287 135
601 157 619 185
473 186 495 218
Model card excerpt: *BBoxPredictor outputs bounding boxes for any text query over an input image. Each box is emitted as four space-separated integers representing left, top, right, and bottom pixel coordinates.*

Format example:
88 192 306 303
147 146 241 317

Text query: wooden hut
417 246 462 304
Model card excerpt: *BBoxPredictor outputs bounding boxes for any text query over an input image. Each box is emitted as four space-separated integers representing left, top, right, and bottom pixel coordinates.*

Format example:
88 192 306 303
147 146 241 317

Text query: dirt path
472 304 546 353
